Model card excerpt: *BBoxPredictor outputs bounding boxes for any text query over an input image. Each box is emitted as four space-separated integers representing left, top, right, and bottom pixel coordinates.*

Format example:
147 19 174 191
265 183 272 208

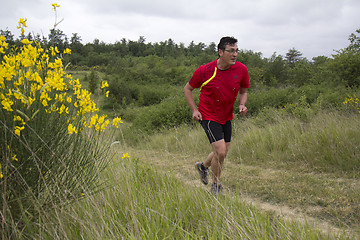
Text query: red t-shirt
189 59 249 124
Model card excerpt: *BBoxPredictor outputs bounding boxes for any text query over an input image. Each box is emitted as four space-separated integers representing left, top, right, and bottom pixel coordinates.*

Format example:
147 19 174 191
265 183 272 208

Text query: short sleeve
240 65 249 89
188 67 203 89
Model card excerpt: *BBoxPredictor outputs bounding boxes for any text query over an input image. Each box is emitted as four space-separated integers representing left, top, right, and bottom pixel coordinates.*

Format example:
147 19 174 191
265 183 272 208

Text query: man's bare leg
207 140 229 183
202 141 231 183
203 152 214 169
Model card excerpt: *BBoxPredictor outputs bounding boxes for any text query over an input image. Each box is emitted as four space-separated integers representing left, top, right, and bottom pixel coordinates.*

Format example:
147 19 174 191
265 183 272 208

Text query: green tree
331 50 360 87
238 50 264 68
48 28 68 51
0 29 15 44
205 42 217 55
310 56 332 85
69 33 84 65
154 41 167 57
70 33 83 52
346 28 360 52
263 53 288 86
312 56 329 66
287 59 313 86
113 38 129 57
88 70 99 93
330 28 360 87
285 48 303 67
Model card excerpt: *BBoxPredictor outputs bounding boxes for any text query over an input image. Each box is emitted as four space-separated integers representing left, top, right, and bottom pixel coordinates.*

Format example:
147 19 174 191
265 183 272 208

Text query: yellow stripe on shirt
200 67 217 91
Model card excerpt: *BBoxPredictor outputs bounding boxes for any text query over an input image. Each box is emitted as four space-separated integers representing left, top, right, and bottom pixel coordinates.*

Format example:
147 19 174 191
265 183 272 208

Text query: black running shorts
200 120 232 144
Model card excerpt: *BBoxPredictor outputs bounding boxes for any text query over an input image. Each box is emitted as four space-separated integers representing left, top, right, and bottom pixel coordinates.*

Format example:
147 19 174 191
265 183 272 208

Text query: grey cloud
1 0 360 59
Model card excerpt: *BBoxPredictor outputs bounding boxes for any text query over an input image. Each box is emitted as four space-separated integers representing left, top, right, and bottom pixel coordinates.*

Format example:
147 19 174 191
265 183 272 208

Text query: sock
201 163 207 170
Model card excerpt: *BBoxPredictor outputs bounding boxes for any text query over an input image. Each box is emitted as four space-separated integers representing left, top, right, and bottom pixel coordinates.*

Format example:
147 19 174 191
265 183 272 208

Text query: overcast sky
1 0 359 59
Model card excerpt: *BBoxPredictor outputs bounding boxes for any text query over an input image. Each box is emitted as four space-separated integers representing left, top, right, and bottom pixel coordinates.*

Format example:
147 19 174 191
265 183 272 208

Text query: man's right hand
192 110 202 121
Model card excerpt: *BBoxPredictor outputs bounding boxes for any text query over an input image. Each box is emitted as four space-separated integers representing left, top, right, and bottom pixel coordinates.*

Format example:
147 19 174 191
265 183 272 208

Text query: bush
131 93 192 133
247 84 354 117
247 87 296 115
135 84 174 107
287 60 314 87
107 76 133 107
88 70 99 93
0 28 119 236
107 75 176 108
284 95 313 121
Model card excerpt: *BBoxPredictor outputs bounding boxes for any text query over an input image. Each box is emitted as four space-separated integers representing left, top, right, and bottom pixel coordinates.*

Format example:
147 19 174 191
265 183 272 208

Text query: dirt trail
131 148 356 238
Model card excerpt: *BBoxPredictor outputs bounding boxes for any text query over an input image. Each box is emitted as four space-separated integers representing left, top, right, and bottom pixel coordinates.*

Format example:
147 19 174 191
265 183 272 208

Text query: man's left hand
239 105 248 116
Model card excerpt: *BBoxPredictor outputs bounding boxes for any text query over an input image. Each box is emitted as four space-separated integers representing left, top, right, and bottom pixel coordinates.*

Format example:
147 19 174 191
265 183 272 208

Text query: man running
184 36 249 195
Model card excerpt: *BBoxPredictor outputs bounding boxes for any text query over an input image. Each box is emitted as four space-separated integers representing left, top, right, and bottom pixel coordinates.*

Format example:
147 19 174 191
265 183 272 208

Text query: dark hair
217 36 238 51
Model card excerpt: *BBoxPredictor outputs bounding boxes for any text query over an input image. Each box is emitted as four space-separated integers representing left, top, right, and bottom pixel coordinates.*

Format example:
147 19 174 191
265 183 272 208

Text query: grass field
120 109 360 237
9 70 358 239
11 109 358 239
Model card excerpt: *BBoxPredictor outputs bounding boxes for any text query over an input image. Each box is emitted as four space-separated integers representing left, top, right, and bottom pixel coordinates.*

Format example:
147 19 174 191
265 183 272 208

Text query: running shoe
195 162 208 185
211 182 222 196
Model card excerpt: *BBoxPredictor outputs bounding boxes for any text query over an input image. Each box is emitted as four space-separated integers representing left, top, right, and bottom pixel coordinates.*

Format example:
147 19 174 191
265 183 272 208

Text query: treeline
0 29 216 65
1 28 360 132
1 28 359 89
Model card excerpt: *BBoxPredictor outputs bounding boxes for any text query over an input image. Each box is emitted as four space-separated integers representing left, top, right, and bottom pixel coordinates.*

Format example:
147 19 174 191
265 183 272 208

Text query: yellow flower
42 99 48 107
52 3 60 10
68 123 77 134
99 120 110 132
122 153 130 159
0 172 3 179
13 91 23 100
12 154 18 161
14 126 25 136
21 39 31 45
64 48 71 54
101 81 109 89
17 18 28 28
13 115 25 125
0 36 9 53
89 114 98 128
14 115 22 121
17 18 27 35
1 99 14 111
49 46 57 56
59 104 66 114
98 114 106 124
112 117 123 128
105 91 109 98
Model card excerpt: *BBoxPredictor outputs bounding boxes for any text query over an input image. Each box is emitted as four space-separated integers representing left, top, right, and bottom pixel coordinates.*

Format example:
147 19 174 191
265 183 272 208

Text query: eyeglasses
223 49 239 54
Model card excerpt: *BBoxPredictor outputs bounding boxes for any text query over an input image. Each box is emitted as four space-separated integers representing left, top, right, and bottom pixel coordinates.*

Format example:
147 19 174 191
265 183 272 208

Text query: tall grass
5 109 357 238
231 110 360 174
137 109 360 175
28 157 350 239
129 109 360 230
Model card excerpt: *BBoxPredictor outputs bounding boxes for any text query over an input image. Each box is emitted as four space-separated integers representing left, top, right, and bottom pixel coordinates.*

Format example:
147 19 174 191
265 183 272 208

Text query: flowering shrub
283 95 313 121
343 94 360 113
0 16 122 232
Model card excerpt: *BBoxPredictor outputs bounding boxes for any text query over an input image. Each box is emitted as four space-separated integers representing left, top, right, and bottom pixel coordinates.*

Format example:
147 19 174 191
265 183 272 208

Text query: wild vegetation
1 9 360 239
